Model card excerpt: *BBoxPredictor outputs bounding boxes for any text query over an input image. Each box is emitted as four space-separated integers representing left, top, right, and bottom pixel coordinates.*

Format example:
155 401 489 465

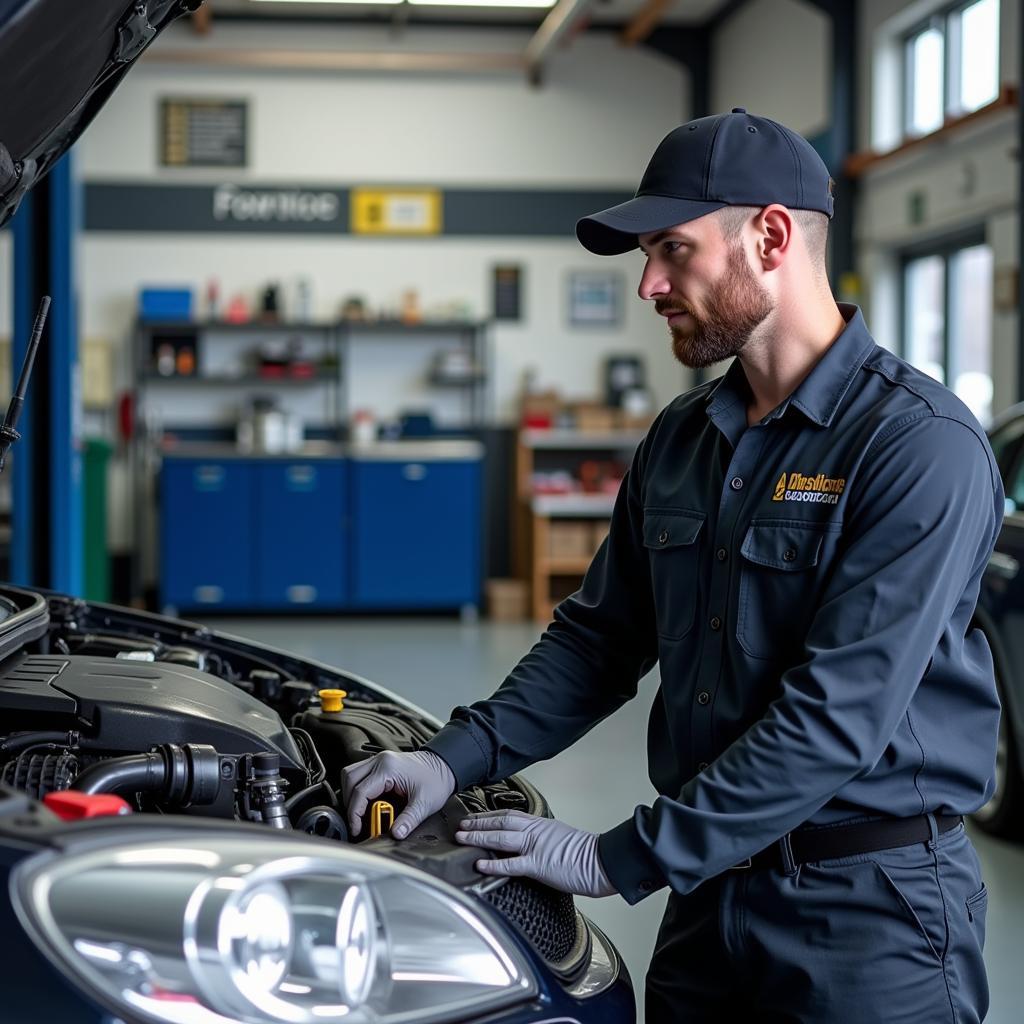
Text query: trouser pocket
871 859 947 964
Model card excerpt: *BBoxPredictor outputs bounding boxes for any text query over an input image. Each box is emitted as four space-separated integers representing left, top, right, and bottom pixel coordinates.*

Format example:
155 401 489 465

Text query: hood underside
0 0 197 226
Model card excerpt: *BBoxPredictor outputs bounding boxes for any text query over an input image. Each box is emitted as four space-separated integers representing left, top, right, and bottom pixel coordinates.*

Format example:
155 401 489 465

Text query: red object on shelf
522 413 553 430
43 792 133 821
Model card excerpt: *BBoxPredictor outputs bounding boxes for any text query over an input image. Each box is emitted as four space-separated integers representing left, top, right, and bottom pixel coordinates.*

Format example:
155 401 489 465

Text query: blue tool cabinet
350 454 482 610
256 460 347 608
159 443 482 614
160 459 258 610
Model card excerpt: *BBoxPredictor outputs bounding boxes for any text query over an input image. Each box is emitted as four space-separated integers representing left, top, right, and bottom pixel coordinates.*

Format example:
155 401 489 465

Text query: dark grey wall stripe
84 182 632 236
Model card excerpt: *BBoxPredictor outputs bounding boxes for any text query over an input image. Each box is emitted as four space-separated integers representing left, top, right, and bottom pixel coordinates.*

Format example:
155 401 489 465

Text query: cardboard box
521 390 562 429
548 521 593 560
486 578 528 622
573 403 618 432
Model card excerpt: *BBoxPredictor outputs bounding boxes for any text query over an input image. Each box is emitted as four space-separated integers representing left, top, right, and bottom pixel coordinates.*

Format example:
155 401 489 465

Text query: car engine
0 587 585 976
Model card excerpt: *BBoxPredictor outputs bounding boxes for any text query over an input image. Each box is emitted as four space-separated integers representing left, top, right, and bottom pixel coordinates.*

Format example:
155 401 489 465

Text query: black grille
482 877 578 965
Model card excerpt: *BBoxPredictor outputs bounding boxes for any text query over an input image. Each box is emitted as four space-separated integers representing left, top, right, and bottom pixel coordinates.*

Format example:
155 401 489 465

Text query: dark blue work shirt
426 304 1003 903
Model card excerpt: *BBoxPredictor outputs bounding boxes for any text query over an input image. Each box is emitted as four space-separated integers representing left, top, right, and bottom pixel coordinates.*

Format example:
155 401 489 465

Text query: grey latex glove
342 750 455 839
455 809 617 898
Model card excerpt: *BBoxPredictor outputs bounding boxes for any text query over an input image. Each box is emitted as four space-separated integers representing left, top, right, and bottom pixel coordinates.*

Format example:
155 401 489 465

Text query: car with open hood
0 4 635 1022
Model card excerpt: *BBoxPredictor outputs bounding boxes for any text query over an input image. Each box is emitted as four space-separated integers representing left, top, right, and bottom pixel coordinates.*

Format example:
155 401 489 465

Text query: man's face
637 213 774 369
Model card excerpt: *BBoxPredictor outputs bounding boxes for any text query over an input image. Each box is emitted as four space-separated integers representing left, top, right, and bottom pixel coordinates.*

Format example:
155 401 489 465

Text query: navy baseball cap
577 108 835 256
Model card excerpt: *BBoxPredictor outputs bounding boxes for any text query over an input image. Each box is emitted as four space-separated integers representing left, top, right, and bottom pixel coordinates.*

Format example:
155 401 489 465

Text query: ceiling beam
620 0 673 46
524 0 594 84
144 46 526 74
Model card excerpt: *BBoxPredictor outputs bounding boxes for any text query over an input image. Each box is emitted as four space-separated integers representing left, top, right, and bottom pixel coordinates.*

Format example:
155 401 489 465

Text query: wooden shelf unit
514 429 645 622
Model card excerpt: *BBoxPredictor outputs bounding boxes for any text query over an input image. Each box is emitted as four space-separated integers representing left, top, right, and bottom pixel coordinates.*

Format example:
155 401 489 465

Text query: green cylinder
83 438 112 602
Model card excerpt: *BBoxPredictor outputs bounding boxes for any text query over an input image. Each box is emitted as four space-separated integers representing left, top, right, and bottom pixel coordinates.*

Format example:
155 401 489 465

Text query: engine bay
0 586 592 976
0 591 540 849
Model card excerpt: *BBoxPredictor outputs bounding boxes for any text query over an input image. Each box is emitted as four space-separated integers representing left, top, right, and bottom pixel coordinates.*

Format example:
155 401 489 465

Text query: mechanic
344 109 1002 1023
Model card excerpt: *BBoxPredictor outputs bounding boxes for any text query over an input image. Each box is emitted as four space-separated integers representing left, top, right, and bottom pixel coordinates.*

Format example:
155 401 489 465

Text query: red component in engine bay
42 792 133 821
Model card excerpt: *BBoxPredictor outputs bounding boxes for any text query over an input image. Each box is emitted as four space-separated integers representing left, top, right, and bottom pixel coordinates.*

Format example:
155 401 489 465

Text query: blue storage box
139 287 193 322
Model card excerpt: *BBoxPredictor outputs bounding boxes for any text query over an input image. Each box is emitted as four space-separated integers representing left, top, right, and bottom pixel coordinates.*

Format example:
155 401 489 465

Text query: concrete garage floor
207 616 1024 1024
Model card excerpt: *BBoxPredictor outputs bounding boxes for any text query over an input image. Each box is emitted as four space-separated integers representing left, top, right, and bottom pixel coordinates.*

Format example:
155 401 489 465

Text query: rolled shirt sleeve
600 415 1003 903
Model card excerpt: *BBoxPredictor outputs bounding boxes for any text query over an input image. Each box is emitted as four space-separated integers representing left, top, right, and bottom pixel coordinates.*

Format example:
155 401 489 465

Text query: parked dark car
0 587 634 1023
970 405 1024 840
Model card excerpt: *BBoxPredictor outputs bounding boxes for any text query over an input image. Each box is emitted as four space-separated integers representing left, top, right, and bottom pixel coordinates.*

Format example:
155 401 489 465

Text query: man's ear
756 205 793 272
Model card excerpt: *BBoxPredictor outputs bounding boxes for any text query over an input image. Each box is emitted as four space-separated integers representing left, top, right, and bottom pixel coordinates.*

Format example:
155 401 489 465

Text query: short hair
715 205 829 278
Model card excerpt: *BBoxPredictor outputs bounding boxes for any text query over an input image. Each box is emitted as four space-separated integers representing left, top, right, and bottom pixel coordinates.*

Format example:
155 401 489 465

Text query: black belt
730 813 964 872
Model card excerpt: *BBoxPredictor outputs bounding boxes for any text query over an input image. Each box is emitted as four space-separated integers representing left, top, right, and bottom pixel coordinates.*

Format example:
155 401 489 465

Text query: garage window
901 235 994 425
903 0 1000 138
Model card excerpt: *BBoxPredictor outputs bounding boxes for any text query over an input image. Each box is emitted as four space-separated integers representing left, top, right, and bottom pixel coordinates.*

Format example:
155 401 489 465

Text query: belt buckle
729 857 752 870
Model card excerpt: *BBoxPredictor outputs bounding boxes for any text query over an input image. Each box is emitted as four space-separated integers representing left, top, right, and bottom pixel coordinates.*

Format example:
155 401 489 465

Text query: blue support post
9 152 82 593
47 153 83 595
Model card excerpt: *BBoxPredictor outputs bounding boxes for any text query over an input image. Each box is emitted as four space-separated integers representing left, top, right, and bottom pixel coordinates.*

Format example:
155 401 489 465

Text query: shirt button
730 477 744 491
710 616 722 630
698 761 710 772
716 548 727 561
659 530 669 544
639 880 654 892
783 548 797 562
697 691 711 705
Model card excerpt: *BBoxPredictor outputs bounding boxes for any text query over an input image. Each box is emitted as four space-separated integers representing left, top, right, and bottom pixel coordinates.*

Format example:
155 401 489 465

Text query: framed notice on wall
568 270 623 327
160 98 248 168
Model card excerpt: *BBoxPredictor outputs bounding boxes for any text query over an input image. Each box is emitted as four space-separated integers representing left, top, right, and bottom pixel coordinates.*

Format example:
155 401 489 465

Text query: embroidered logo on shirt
772 472 846 505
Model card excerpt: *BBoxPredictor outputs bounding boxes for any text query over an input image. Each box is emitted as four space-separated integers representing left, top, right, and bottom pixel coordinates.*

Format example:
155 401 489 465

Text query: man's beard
659 243 774 369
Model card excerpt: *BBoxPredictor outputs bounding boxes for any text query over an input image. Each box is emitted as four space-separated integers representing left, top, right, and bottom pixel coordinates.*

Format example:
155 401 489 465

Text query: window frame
901 0 999 138
897 225 987 394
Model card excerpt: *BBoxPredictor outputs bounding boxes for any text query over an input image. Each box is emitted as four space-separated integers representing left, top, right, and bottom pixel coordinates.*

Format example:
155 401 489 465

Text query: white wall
81 22 692 420
711 0 831 137
76 21 693 549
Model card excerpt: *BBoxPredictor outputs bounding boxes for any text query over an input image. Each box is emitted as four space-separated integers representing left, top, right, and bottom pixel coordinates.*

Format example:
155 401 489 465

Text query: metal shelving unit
130 318 490 607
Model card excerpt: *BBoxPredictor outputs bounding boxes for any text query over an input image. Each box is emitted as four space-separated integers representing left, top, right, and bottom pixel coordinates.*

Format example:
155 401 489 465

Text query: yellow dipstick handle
370 800 395 839
319 689 347 713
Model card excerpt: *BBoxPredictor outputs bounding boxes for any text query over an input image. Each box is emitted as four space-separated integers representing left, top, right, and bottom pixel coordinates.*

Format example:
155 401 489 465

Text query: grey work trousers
645 820 989 1023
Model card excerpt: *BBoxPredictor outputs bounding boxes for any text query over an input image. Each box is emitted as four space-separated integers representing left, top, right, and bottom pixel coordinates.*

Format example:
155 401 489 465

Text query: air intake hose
71 743 222 807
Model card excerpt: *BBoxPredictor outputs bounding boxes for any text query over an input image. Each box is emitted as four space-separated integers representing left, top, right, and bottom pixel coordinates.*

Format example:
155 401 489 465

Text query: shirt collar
705 303 875 429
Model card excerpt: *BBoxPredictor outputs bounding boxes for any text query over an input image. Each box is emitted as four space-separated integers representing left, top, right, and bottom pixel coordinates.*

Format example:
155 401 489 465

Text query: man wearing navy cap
345 110 1000 1022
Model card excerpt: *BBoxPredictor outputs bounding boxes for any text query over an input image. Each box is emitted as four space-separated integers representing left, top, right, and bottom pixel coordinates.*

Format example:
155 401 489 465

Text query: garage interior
1 0 1022 1019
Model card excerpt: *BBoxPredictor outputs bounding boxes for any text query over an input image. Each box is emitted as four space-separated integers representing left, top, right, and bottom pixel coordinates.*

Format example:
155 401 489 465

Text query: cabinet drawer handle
194 466 225 491
403 464 427 482
287 585 317 604
193 585 224 604
287 466 316 489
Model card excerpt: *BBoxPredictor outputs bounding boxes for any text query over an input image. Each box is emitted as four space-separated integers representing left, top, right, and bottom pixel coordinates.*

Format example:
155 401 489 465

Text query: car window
1001 439 1024 513
988 416 1024 476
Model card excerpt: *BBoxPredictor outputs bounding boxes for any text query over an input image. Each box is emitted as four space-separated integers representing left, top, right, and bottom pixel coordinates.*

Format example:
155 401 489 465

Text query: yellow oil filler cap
318 689 347 713
370 800 395 839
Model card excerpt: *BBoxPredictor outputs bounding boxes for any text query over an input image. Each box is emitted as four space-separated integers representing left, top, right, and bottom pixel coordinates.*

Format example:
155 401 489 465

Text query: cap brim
576 195 729 255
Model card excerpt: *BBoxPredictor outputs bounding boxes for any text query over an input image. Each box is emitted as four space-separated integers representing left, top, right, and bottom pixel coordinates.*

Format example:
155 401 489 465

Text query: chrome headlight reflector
12 835 537 1024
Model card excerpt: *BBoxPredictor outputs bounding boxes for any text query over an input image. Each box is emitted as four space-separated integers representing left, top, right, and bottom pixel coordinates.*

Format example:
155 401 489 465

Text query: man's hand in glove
454 809 617 898
342 750 455 839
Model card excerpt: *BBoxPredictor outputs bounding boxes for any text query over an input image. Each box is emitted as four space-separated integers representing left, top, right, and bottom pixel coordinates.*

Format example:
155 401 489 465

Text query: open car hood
0 0 198 226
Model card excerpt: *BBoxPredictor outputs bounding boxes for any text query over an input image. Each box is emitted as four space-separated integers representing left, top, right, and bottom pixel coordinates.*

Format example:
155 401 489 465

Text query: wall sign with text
160 98 248 169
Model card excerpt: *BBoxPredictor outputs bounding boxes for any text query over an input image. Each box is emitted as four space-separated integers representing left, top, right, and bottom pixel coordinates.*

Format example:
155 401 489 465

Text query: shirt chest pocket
643 508 705 640
737 520 830 660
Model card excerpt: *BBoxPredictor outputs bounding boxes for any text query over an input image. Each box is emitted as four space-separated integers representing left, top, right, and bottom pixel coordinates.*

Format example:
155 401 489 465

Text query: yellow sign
351 188 442 236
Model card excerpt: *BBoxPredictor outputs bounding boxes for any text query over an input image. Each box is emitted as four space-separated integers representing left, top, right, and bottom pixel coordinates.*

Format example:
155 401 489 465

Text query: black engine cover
0 653 304 770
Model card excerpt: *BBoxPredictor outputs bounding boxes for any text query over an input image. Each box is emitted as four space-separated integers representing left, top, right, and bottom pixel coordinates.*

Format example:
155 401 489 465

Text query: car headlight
11 833 537 1024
